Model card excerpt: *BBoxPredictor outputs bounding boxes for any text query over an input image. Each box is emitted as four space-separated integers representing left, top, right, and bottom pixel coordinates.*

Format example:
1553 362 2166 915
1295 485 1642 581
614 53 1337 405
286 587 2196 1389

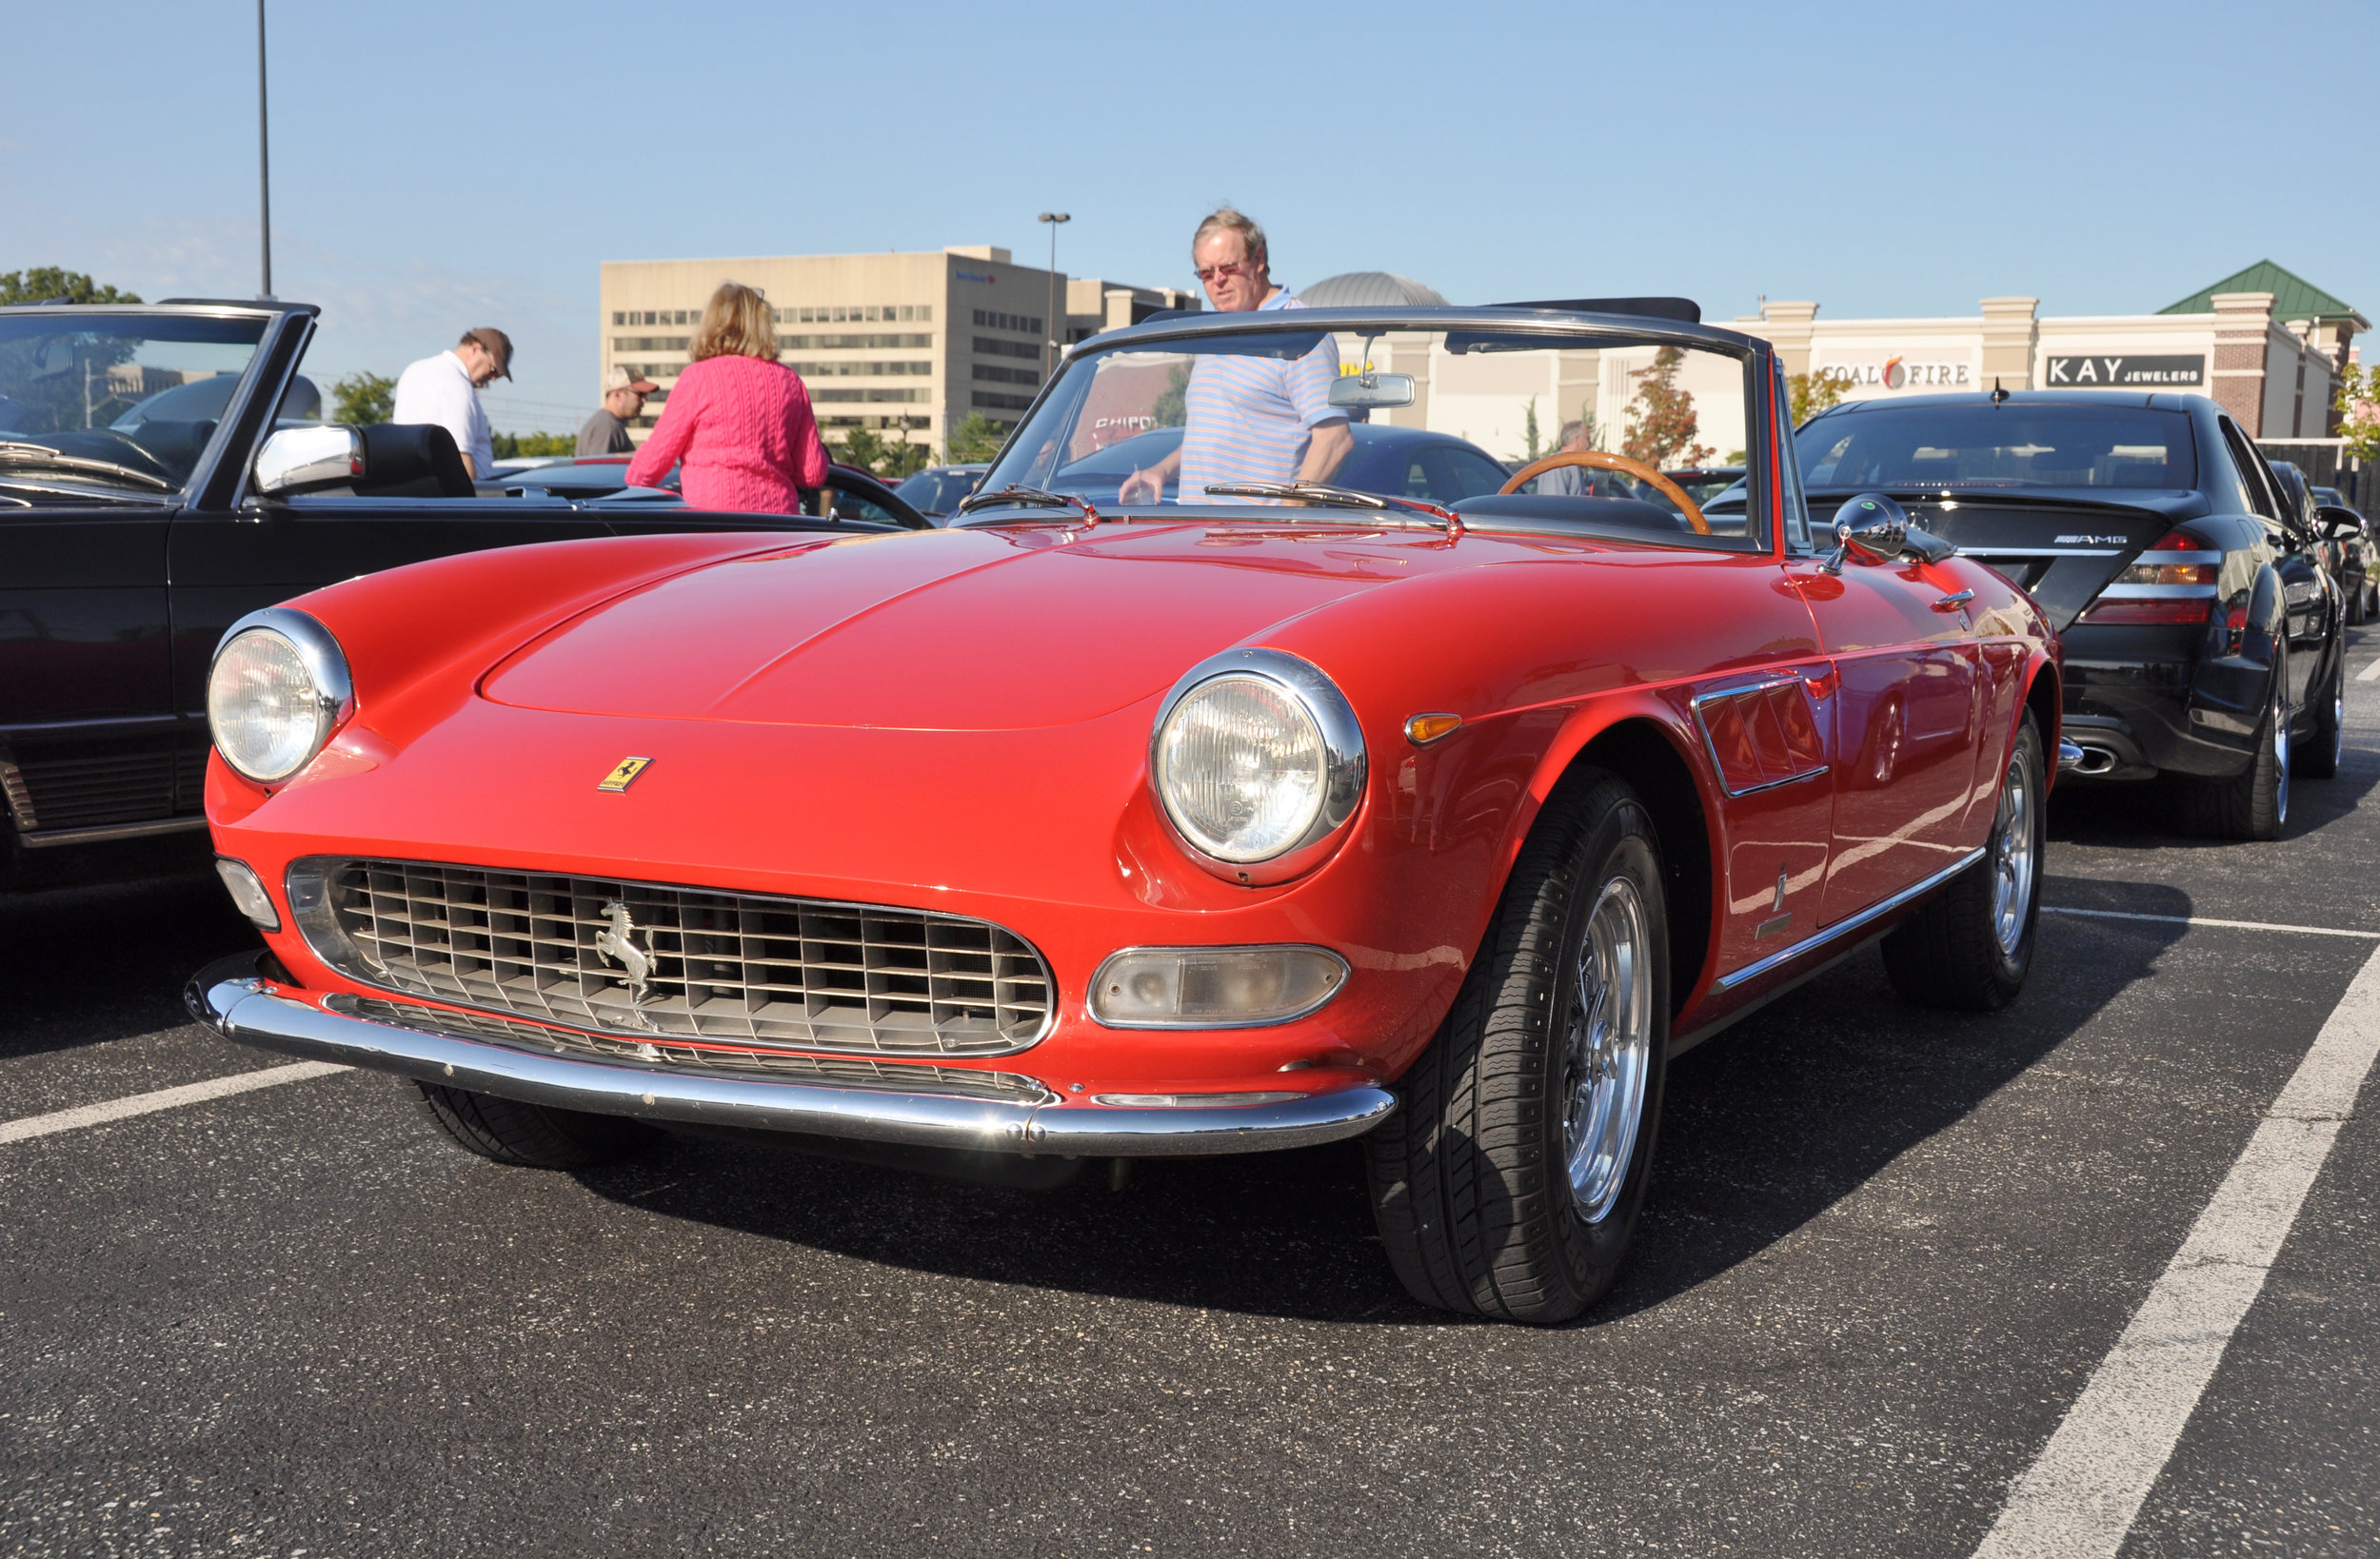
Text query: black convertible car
1798 390 2347 839
0 300 932 890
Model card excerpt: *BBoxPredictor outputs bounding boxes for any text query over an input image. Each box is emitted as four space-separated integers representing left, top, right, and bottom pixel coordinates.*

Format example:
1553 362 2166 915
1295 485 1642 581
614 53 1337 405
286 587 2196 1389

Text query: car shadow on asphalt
2046 758 2377 849
572 879 2192 1329
0 871 259 1059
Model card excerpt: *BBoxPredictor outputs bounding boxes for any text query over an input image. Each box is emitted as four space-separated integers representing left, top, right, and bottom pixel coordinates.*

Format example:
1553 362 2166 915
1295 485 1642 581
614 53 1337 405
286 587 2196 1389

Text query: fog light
1089 945 1348 1029
214 858 279 930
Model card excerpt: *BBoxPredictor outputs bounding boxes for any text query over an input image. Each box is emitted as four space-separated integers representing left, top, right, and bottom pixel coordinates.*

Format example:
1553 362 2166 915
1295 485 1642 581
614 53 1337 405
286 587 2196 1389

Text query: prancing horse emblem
594 899 656 1028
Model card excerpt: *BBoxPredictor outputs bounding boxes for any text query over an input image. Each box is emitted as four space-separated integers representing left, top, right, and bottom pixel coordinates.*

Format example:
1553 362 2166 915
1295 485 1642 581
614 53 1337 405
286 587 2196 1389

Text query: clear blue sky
6 0 2372 433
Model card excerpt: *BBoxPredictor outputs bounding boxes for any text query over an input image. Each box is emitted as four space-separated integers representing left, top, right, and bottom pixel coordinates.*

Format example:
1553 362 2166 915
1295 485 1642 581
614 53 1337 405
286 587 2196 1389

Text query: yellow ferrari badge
596 757 652 793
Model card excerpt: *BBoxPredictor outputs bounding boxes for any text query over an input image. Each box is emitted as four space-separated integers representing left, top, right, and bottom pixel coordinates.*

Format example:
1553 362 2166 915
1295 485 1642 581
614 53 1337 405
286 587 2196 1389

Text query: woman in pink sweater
625 281 828 512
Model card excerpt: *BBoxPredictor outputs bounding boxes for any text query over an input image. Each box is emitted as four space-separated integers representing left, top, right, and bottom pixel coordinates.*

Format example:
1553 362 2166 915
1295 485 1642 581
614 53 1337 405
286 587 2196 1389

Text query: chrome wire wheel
1991 748 2037 957
1561 877 1654 1224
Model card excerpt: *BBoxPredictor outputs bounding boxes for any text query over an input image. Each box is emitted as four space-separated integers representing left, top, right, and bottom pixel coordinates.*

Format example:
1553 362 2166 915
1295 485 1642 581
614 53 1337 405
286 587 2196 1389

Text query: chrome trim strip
1689 671 1829 799
2096 583 2220 600
1712 845 1987 994
183 956 1396 1157
1958 547 2123 558
0 757 36 832
21 816 207 849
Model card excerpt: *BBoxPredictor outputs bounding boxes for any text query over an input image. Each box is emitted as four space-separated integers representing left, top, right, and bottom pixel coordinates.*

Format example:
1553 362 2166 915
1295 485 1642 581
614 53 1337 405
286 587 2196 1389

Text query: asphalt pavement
5 641 2377 1558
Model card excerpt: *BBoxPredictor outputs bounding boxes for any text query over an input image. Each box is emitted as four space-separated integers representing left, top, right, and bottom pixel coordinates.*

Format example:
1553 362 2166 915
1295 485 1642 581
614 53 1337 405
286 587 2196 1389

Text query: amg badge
596 756 652 793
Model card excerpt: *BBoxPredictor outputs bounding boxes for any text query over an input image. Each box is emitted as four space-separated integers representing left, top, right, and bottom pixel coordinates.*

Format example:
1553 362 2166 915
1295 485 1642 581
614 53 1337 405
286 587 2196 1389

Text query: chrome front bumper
184 955 1396 1158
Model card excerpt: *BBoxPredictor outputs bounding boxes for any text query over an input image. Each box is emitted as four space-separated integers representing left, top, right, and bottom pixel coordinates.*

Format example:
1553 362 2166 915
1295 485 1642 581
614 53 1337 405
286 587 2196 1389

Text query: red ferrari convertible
188 304 2061 1322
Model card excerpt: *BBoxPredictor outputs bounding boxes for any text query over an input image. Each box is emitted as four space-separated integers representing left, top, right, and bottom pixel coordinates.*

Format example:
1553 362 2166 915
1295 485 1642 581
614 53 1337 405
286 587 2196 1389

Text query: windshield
0 311 271 492
1797 404 2197 492
971 321 1763 548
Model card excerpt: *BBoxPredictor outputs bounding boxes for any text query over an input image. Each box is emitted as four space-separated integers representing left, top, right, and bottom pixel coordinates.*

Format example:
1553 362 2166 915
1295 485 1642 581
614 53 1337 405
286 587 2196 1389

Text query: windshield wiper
0 441 174 492
955 483 1100 523
1199 481 1462 535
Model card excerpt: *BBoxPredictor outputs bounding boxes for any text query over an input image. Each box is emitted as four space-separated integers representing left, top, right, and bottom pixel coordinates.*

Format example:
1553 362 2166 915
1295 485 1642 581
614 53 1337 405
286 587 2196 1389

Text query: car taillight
2112 532 2218 586
2078 598 2212 625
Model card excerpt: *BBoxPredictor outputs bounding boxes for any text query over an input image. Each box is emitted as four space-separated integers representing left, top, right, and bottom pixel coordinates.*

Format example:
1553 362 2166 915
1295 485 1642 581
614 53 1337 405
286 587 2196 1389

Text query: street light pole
1037 211 1070 377
257 0 273 299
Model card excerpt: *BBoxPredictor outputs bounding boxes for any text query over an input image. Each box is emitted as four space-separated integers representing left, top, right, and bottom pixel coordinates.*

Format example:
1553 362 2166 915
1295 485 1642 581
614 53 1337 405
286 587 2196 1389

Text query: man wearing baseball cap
578 365 658 457
390 326 513 478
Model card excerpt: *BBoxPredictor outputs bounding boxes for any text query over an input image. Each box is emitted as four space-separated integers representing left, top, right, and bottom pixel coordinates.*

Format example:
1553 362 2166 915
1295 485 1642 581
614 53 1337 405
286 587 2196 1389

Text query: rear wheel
413 1081 655 1169
2175 649 2290 841
2297 645 2345 780
1881 712 2044 1012
1366 771 1669 1324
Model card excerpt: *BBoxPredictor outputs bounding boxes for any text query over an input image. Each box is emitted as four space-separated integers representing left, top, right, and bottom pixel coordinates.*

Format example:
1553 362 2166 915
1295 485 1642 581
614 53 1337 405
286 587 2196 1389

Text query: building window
783 361 936 378
972 364 1040 385
611 336 690 352
779 334 932 350
973 336 1041 361
971 309 1042 335
790 304 935 325
812 387 928 404
972 391 1035 410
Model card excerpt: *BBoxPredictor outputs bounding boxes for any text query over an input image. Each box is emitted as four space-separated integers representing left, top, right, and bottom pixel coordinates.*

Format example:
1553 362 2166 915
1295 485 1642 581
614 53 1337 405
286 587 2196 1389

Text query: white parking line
0 1061 349 1146
2044 905 2380 939
1970 941 2380 1559
2357 656 2380 682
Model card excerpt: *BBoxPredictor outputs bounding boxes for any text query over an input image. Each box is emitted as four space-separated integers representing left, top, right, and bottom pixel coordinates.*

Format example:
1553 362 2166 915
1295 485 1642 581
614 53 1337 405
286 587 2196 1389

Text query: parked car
895 463 991 519
188 303 2059 1323
2311 485 2375 623
509 454 929 530
0 300 923 891
1797 392 2344 839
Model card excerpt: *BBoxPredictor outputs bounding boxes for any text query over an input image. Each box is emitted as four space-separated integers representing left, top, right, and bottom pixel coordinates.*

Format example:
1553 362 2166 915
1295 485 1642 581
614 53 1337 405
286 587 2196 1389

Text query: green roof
2160 260 2366 326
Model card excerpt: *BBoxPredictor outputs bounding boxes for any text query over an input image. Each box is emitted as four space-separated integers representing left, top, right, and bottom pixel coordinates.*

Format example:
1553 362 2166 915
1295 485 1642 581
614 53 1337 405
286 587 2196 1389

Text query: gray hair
1557 420 1586 447
1192 206 1268 266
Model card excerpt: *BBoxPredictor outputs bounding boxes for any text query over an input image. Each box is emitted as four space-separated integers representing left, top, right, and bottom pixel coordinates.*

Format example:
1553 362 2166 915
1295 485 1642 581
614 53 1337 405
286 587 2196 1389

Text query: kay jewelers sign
2042 354 2206 387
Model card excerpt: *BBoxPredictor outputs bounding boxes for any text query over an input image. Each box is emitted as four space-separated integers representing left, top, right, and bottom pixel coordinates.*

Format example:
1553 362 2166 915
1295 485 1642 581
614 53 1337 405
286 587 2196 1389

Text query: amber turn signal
1404 712 1462 745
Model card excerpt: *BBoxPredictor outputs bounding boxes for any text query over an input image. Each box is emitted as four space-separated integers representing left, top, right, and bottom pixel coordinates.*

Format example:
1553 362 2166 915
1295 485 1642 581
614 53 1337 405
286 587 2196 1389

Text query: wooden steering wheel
1499 450 1711 536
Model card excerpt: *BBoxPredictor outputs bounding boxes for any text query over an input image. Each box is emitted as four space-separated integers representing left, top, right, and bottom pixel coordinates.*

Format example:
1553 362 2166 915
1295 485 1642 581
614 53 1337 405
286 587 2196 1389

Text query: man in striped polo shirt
1119 207 1352 505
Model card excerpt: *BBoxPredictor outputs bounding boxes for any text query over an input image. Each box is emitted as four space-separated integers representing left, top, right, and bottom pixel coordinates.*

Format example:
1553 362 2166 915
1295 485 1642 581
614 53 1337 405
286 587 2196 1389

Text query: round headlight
1152 650 1365 869
207 610 351 783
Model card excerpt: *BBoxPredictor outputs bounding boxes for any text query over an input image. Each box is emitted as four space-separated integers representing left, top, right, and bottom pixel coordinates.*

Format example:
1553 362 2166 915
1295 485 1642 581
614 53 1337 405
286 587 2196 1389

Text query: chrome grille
298 858 1054 1056
327 994 1056 1103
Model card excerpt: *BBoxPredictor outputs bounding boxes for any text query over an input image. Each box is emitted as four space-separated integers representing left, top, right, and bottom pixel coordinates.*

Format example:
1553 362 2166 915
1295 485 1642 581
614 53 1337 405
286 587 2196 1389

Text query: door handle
1933 589 1975 612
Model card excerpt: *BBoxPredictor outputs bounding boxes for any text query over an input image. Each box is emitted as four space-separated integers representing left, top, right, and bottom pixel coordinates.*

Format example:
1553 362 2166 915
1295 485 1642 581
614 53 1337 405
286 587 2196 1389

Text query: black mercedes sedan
0 300 927 891
1797 390 2345 840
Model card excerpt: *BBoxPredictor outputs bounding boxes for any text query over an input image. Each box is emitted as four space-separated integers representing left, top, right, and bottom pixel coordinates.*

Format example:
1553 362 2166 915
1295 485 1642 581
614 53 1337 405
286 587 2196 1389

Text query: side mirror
1821 492 1908 574
2315 503 2366 539
1328 372 1415 410
254 424 364 496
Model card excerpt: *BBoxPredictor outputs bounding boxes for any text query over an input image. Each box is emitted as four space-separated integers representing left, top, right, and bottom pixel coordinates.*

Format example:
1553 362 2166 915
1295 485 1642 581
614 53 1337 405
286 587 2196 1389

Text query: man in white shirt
390 326 511 478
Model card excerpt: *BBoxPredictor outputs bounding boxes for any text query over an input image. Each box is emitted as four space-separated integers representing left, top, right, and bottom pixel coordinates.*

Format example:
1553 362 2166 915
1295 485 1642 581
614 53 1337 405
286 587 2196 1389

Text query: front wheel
413 1081 655 1169
1881 711 2045 1011
1366 770 1670 1324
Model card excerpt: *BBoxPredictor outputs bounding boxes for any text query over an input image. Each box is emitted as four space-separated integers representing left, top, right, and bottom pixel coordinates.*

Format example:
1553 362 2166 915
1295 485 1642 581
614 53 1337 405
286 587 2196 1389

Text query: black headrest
1452 494 1695 536
357 422 474 498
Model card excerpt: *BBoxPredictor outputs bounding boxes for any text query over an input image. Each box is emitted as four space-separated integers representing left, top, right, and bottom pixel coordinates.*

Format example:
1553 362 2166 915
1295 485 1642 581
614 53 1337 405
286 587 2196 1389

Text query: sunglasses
1194 259 1262 285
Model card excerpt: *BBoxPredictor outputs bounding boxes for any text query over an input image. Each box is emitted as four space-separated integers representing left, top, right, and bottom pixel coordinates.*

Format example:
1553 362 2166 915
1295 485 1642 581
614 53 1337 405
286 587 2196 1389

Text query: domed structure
1295 270 1449 307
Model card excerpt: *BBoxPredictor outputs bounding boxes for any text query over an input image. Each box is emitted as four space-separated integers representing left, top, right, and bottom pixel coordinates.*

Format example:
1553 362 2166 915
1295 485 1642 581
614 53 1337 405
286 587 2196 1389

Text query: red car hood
481 523 1439 731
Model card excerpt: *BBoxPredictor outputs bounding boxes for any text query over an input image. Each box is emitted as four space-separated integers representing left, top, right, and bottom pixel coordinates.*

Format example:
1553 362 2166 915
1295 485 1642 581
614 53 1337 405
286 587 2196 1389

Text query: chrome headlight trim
207 606 354 783
1147 647 1367 884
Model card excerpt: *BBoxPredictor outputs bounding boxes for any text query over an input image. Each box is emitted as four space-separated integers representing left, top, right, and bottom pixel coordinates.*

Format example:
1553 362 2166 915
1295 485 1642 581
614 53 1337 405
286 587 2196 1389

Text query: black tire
1882 713 2045 1012
413 1081 655 1169
2174 646 2291 841
1366 770 1670 1324
2296 642 2345 780
2349 585 2367 627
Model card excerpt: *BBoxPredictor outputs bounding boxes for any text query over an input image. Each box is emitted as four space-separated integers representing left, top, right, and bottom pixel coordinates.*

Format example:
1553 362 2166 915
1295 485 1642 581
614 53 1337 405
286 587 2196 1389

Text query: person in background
1537 419 1625 497
1118 207 1350 504
578 365 657 456
625 282 825 513
390 326 510 478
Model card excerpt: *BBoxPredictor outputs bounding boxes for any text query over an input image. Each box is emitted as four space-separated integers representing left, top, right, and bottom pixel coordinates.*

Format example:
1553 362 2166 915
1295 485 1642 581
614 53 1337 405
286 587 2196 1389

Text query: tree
830 425 933 480
0 267 140 306
1150 363 1190 428
1520 396 1543 462
2335 364 2380 464
331 371 395 425
491 431 574 459
945 413 1008 463
1788 366 1852 427
1622 346 1714 469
